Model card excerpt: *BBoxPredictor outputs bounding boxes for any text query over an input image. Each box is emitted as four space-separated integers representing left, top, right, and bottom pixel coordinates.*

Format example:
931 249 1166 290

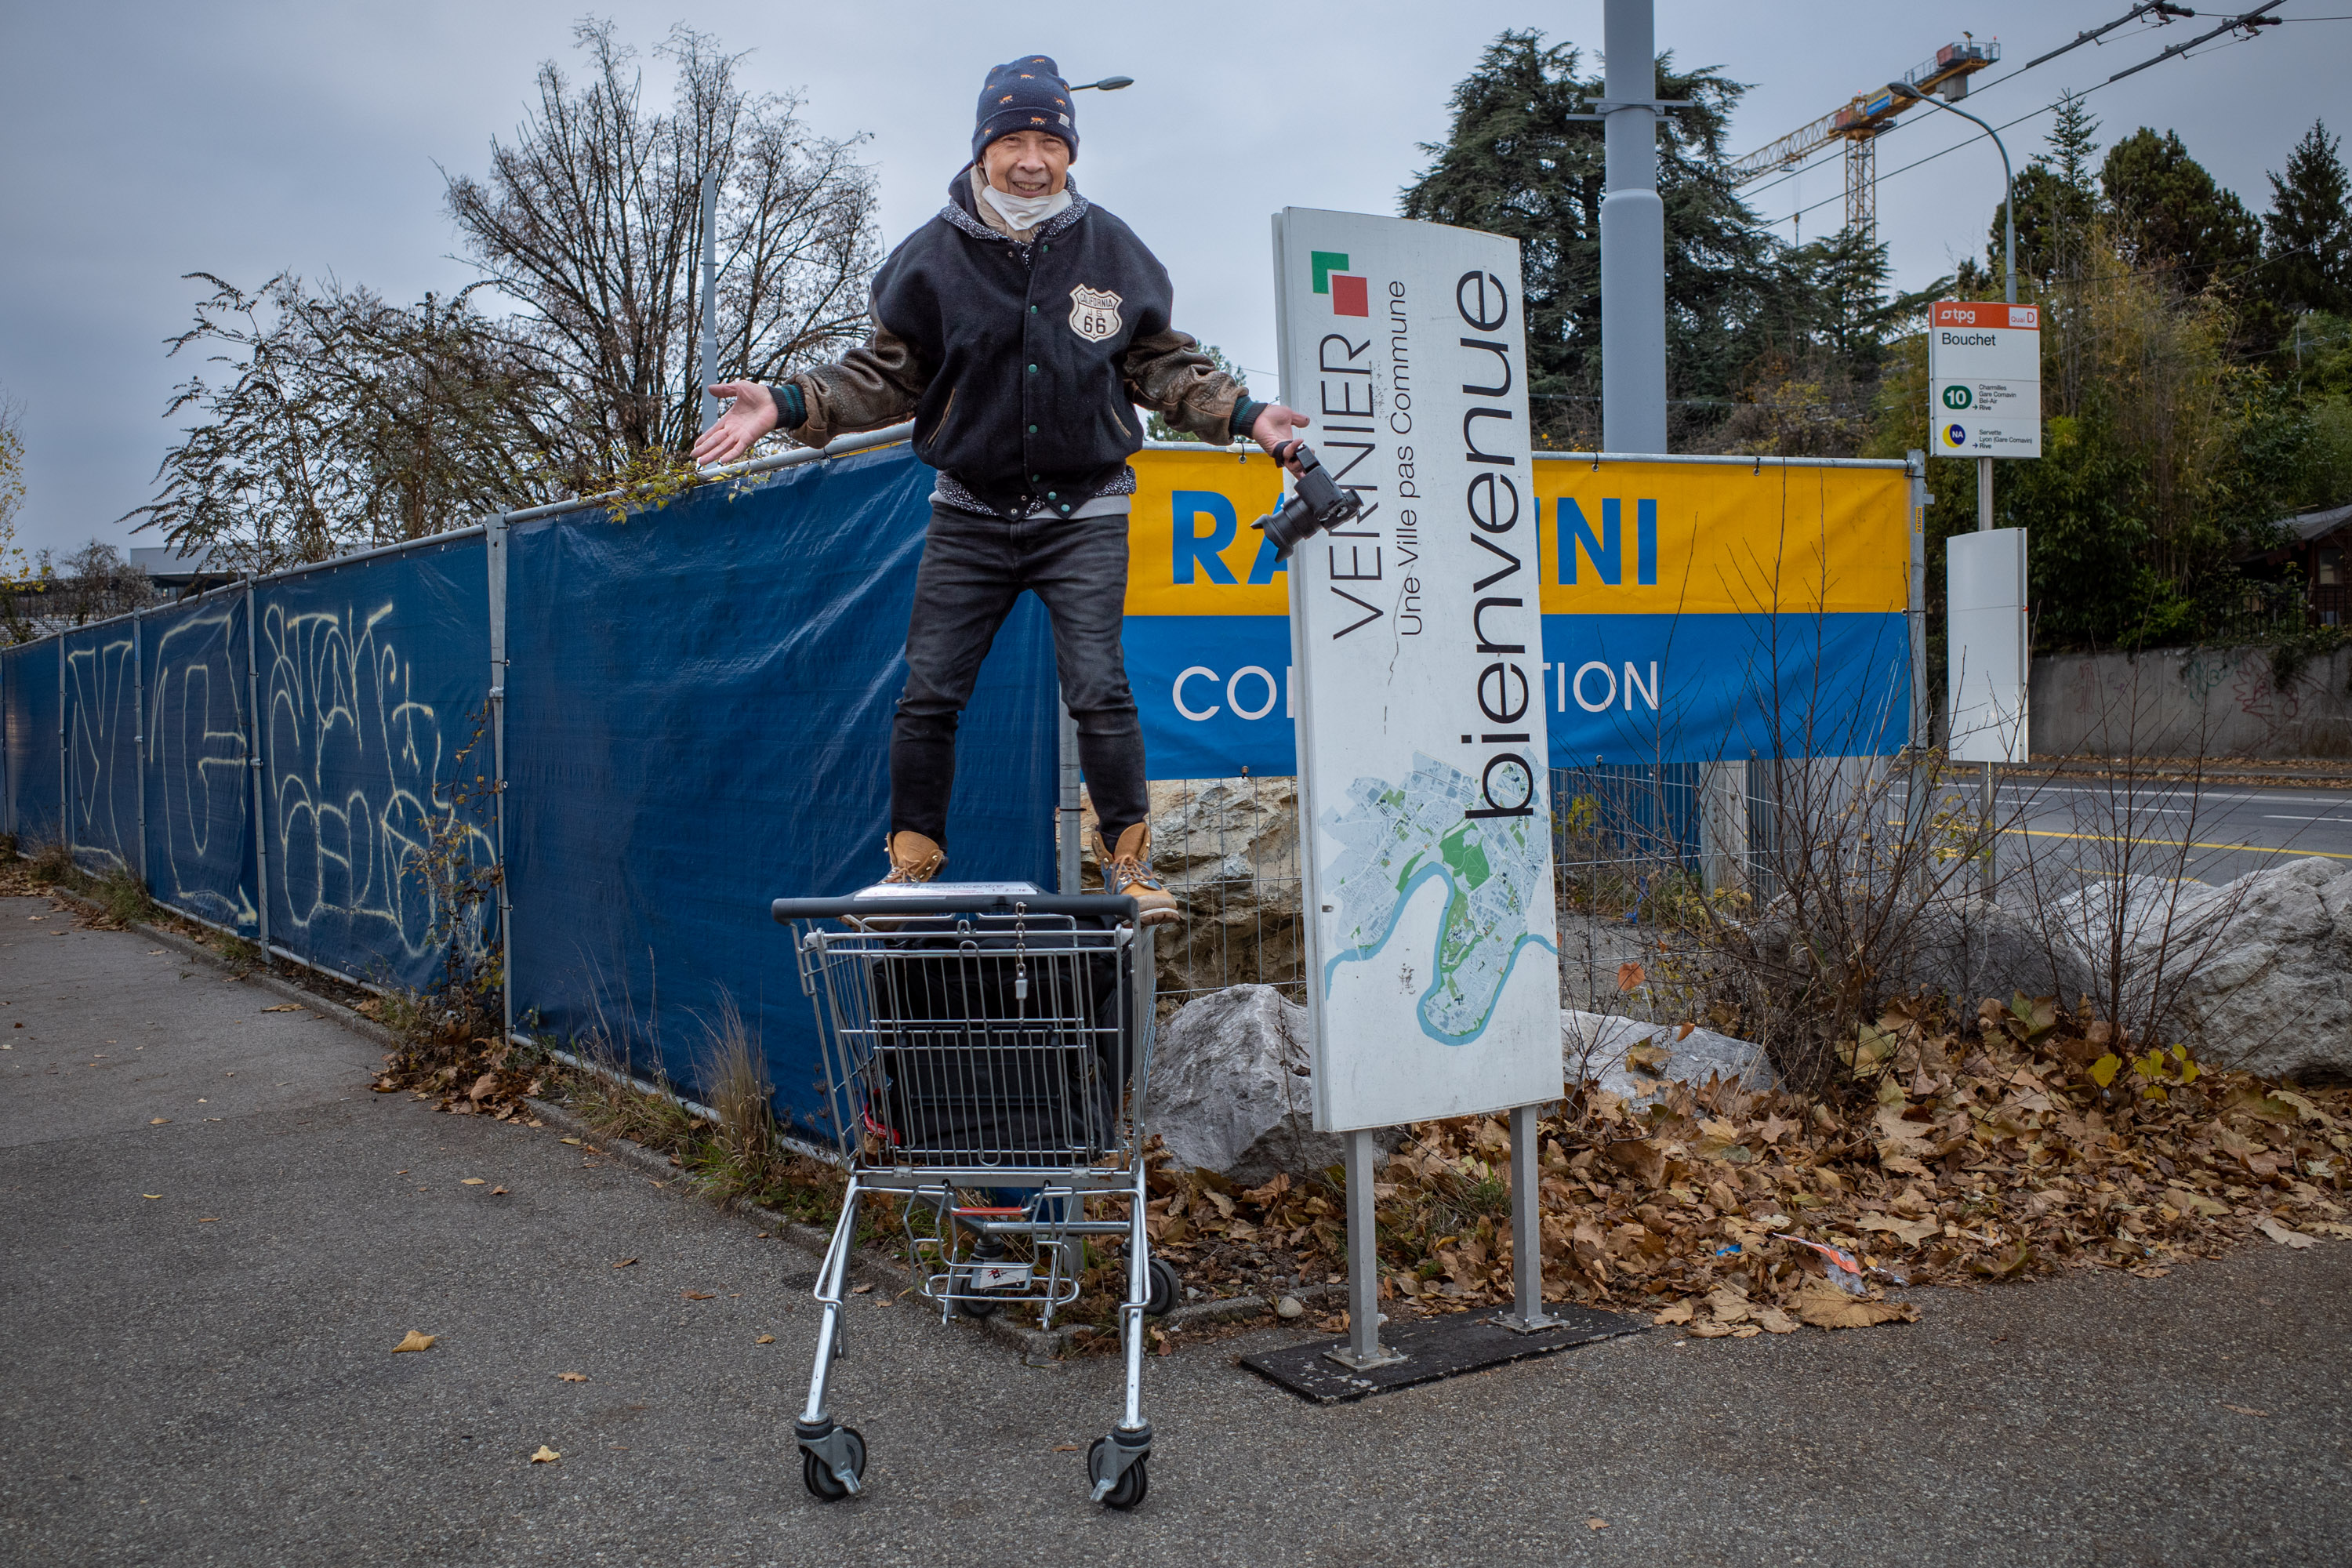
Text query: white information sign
1947 528 2031 764
1271 209 1561 1133
1929 300 2042 459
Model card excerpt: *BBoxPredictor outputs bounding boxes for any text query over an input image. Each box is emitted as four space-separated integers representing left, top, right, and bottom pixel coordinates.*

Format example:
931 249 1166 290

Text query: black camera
1249 441 1363 561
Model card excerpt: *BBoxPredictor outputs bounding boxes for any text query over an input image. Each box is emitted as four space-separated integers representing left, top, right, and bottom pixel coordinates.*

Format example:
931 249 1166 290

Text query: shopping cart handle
769 891 1141 924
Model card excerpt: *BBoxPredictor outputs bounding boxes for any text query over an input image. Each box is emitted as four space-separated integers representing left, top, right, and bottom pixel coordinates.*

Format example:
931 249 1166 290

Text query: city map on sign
1319 753 1555 1044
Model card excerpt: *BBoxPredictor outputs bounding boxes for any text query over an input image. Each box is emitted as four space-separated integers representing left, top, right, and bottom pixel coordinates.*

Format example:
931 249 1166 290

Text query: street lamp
1886 81 2014 307
1069 76 1134 92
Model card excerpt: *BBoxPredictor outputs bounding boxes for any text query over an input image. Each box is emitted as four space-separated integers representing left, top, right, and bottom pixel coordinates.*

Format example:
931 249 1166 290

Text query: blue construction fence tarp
4 441 1058 1138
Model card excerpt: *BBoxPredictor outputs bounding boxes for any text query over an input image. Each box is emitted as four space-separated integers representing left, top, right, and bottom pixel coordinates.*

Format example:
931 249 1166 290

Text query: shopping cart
770 886 1178 1509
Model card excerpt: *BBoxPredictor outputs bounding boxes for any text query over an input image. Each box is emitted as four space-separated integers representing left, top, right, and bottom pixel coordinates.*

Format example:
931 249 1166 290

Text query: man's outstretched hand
1250 404 1312 472
691 382 781 467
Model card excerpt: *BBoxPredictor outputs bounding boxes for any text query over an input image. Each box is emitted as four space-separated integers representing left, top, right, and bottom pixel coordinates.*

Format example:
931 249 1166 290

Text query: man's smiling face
982 129 1070 198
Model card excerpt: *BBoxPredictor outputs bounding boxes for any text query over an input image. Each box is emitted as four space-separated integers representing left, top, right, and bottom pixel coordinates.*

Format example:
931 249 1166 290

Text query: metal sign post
1930 300 2040 895
1272 209 1563 1371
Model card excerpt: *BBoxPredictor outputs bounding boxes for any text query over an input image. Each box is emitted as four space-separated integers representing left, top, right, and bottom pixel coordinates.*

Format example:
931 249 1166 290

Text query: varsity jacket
775 169 1261 519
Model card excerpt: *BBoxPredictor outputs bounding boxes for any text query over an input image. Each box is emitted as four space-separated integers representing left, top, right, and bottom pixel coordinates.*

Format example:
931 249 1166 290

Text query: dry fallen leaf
560 1138 582 1146
461 1178 487 1186
142 1194 162 1200
556 1371 588 1383
391 1330 437 1353
1755 1307 1798 1335
260 1004 304 1013
2254 1217 2318 1250
530 1446 561 1464
682 1290 717 1301
1652 1302 1694 1326
197 1217 219 1223
491 1187 509 1196
149 1118 170 1126
851 1283 874 1295
1615 961 1646 993
2219 1403 2270 1417
755 1334 775 1345
1791 1276 1919 1330
612 1258 638 1269
1586 1518 1609 1530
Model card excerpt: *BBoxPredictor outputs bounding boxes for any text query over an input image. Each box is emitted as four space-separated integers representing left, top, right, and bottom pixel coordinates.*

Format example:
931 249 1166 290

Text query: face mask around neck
981 179 1070 232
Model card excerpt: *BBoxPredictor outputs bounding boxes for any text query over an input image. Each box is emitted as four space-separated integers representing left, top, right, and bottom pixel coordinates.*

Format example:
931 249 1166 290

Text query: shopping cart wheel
1087 1436 1150 1510
1143 1258 1181 1319
800 1425 866 1501
957 1290 1001 1320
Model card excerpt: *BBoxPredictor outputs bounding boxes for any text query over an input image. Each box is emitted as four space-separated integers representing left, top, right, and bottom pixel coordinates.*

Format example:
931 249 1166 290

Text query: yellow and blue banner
1124 449 1915 775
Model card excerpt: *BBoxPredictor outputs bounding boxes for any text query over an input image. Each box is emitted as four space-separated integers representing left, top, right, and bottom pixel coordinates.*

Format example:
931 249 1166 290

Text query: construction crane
1729 38 2002 243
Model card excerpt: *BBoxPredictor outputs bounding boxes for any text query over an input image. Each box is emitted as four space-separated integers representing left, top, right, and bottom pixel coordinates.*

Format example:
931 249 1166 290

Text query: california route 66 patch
1067 285 1122 343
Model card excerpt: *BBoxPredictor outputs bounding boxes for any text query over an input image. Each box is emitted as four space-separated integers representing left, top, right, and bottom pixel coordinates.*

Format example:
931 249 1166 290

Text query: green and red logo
1311 250 1368 317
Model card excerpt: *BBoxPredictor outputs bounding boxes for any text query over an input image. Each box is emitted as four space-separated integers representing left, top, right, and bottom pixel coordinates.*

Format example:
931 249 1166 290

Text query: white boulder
1144 984 1400 1183
2053 856 2352 1079
1563 1010 1779 1103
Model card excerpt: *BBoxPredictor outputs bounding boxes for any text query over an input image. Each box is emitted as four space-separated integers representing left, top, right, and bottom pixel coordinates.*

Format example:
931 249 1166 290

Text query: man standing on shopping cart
692 54 1307 924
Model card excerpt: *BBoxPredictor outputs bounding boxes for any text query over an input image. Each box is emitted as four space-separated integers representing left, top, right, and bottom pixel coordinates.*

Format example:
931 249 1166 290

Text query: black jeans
891 503 1147 848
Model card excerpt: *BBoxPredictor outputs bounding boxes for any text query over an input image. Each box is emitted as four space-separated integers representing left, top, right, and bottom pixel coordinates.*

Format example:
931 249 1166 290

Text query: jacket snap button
1029 304 1038 314
1027 364 1038 374
1047 492 1057 500
1027 423 1038 434
1060 505 1071 514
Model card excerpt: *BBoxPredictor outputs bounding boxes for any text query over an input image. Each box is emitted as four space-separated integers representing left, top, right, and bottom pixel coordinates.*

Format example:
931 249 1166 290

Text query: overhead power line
1766 4 2293 232
2107 2 2286 81
2023 2 2197 71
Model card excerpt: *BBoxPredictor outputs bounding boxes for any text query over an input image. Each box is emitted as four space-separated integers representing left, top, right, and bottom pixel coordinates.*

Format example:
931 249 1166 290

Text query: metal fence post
58 637 67 858
244 577 271 955
1907 449 1932 902
487 514 514 1043
132 608 147 885
1057 688 1081 895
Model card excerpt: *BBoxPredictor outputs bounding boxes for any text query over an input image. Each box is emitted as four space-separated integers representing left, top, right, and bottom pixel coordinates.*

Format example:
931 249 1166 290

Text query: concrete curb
43 883 1302 1367
50 890 398 1054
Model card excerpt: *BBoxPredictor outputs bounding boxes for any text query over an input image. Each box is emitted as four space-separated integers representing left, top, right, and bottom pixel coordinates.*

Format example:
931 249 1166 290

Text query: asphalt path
5 896 2350 1566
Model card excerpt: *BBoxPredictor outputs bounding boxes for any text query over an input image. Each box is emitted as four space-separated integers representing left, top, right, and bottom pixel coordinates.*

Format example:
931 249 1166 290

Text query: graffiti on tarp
145 600 259 931
64 625 140 875
259 594 494 976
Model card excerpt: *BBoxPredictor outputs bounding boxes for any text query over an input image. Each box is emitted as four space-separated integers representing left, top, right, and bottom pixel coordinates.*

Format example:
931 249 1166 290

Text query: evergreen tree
2264 120 2352 318
2100 128 2264 296
1998 93 2100 285
1399 30 1768 446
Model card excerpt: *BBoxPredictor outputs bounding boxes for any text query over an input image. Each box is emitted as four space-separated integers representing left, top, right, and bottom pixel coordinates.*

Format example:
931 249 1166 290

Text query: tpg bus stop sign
1929 301 2041 459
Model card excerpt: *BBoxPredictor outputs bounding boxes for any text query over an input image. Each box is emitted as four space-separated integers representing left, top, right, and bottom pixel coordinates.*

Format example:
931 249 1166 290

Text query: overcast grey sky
2 1 2345 560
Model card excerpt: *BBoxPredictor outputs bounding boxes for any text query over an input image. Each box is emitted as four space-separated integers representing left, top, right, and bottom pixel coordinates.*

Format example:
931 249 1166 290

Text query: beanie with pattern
972 55 1077 163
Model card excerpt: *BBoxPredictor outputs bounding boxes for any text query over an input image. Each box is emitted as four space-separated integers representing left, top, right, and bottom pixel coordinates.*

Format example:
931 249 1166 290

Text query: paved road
5 895 2350 1566
1999 779 2352 887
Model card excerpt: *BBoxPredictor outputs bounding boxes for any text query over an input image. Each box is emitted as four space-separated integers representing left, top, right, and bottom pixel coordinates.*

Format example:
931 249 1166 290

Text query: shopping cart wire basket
770 887 1174 1509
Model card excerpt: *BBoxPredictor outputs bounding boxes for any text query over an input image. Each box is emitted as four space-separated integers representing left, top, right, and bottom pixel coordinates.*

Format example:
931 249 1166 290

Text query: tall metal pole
1599 0 1668 455
487 515 514 1047
699 169 720 431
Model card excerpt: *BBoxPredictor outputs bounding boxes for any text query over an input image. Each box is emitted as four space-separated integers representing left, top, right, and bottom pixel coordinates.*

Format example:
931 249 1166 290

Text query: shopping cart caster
796 1418 866 1501
1087 1430 1151 1510
1143 1257 1181 1318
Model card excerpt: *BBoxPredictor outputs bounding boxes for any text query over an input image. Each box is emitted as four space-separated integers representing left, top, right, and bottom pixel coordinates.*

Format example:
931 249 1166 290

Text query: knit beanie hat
973 56 1077 163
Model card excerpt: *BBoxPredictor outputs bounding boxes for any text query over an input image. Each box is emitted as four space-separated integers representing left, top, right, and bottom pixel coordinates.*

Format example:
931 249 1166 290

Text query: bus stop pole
1499 1103 1564 1331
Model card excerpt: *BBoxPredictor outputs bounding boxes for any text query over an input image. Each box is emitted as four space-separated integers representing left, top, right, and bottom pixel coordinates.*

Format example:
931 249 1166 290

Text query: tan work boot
882 830 946 885
1094 823 1178 925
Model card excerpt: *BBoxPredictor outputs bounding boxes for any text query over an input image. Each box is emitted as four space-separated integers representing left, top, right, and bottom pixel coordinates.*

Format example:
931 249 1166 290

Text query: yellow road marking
2002 827 2352 862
